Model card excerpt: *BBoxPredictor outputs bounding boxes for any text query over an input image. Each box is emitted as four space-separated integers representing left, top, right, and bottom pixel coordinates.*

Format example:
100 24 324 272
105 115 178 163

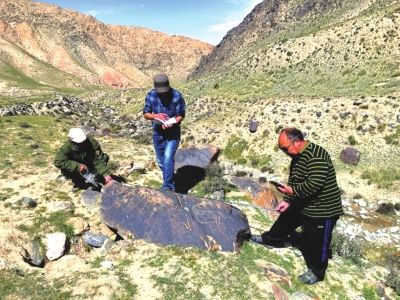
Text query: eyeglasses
279 140 296 153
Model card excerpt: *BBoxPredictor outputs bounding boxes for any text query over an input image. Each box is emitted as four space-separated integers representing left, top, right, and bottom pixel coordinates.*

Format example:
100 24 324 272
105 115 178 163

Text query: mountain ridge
0 0 213 90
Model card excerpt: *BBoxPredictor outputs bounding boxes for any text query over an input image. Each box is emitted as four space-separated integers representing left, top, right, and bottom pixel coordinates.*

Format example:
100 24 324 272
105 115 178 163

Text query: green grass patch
0 269 72 300
384 126 400 145
0 115 73 174
223 136 248 162
18 211 75 239
361 167 400 188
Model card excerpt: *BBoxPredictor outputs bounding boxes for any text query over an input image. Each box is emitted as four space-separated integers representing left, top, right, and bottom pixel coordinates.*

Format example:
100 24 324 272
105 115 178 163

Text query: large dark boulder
340 147 361 165
100 182 250 252
174 144 220 193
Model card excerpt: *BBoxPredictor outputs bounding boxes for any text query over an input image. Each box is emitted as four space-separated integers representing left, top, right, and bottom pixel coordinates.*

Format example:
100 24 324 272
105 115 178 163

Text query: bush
384 126 400 145
223 136 248 161
361 168 400 188
385 255 400 295
330 232 364 266
18 122 32 128
202 162 229 195
348 135 357 145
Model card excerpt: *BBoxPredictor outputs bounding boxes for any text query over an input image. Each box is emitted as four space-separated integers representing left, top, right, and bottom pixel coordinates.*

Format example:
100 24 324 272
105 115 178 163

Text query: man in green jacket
54 128 113 190
252 128 343 285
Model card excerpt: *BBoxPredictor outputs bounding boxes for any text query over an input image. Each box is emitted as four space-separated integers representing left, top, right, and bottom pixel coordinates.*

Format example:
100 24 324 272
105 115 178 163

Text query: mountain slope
0 0 213 90
189 0 400 98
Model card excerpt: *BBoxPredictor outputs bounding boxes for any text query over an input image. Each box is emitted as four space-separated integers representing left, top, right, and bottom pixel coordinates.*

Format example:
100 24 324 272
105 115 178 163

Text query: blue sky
36 0 263 45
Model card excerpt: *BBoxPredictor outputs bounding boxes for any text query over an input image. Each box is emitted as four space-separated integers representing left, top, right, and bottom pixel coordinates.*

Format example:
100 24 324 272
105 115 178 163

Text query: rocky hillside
0 0 213 91
190 0 400 97
0 94 399 299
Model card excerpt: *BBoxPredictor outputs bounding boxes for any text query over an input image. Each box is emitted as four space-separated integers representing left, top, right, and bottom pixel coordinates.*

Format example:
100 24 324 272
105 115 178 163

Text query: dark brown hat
153 74 170 93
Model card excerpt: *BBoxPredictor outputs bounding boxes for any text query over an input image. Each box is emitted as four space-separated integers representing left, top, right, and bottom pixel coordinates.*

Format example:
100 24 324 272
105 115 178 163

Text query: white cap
68 128 87 143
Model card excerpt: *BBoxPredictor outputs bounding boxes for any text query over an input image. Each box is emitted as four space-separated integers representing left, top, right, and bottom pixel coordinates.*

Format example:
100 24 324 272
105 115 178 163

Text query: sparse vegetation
18 211 75 239
331 232 364 266
361 168 400 188
223 136 248 162
0 269 72 300
348 135 357 145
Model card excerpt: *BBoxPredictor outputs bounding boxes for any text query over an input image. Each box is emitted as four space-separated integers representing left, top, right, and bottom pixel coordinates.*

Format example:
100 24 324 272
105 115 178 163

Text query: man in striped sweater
253 128 343 285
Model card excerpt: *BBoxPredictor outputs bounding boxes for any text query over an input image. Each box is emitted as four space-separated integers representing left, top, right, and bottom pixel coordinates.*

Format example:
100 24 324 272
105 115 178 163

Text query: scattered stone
316 111 321 117
82 232 109 248
264 263 291 286
376 203 395 215
21 240 45 267
397 114 400 123
45 232 66 261
354 199 367 207
17 197 37 208
230 177 261 196
210 190 225 201
235 171 248 177
291 292 318 300
262 129 270 137
101 238 115 253
248 119 259 133
67 217 90 235
81 188 102 210
394 203 400 211
353 99 364 106
100 260 113 269
258 177 267 184
272 284 290 300
339 112 349 119
340 147 361 165
0 258 7 269
47 201 75 214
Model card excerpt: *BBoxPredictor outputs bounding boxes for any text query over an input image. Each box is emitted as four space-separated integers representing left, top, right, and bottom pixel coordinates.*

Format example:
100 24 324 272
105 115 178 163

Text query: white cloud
207 0 263 39
85 9 100 17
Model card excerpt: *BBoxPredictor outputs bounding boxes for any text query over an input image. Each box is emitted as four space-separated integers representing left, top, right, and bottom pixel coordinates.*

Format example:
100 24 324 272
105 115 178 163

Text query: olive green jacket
54 137 110 176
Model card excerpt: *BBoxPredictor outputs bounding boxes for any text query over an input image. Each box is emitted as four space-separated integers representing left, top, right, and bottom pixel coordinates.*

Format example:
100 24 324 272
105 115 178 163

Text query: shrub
361 168 400 188
385 255 400 295
202 162 230 195
348 135 357 145
384 126 400 145
18 122 32 128
330 232 364 266
224 136 248 161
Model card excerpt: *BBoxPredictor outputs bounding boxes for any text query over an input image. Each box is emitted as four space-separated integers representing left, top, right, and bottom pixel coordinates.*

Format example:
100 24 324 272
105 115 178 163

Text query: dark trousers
261 205 338 279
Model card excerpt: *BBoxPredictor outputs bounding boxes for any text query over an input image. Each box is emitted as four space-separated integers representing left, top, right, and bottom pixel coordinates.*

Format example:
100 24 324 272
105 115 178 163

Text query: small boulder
67 217 90 235
47 201 75 214
82 232 109 248
45 232 66 261
376 203 395 215
248 120 259 133
340 147 361 165
21 240 45 267
17 197 37 209
81 188 101 210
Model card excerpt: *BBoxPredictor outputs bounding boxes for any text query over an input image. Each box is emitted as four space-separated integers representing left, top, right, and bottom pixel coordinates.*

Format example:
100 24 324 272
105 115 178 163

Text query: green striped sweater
283 142 344 218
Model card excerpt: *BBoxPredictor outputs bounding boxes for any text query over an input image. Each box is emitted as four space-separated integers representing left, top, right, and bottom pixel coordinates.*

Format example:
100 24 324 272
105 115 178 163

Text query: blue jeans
153 133 179 191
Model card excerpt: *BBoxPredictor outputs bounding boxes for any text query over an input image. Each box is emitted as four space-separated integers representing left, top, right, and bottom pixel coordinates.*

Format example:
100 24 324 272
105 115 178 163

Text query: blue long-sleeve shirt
143 88 186 138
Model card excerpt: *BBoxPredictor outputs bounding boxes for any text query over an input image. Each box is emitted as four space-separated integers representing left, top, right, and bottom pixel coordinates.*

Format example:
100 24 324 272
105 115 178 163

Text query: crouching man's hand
104 175 113 184
79 164 87 174
275 201 290 213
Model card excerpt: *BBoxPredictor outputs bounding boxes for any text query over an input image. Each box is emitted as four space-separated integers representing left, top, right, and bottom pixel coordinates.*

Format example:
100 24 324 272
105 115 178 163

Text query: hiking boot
298 269 322 285
250 235 264 244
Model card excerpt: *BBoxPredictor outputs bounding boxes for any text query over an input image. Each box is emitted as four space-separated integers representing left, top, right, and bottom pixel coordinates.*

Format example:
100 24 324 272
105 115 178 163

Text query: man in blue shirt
143 74 186 191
